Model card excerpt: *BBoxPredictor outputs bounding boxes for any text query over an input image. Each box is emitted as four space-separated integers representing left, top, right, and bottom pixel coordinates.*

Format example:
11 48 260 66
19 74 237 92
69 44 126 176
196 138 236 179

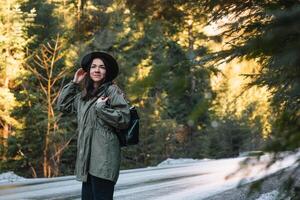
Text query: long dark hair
81 57 112 101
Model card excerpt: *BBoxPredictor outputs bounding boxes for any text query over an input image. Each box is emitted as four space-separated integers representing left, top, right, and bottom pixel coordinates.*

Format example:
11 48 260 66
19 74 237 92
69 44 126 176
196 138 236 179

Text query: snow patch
157 158 210 167
255 190 279 200
255 190 292 200
0 171 26 183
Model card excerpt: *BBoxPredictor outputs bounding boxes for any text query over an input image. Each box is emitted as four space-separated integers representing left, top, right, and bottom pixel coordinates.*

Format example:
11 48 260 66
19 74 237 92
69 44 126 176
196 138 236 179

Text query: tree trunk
77 0 83 32
76 0 87 39
43 127 50 177
2 63 11 154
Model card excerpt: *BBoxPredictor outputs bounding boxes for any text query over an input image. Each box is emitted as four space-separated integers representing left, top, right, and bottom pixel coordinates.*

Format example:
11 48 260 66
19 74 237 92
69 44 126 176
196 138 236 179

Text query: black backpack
116 105 139 147
104 84 139 147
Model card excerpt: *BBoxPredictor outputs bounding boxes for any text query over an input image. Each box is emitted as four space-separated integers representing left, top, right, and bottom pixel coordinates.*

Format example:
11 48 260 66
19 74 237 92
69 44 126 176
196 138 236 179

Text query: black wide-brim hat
81 51 119 81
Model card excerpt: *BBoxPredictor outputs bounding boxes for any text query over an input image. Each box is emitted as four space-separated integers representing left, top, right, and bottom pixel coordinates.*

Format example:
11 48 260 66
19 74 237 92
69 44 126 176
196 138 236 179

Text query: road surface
0 153 298 200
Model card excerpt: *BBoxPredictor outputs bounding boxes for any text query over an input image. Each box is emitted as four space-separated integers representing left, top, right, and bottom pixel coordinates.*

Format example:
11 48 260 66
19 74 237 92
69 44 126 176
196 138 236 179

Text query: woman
57 51 130 200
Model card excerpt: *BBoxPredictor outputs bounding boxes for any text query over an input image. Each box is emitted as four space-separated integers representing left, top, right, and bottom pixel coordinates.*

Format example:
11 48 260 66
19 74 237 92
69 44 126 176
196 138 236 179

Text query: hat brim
81 51 119 81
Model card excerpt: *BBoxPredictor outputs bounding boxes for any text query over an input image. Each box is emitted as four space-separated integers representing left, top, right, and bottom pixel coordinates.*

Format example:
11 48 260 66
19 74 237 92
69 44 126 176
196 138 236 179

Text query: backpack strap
103 81 113 107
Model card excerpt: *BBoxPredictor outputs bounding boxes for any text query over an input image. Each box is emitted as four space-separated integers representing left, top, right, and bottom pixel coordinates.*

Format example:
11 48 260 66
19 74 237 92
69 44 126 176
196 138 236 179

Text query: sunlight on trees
0 0 35 147
0 0 297 179
211 60 273 138
202 15 273 138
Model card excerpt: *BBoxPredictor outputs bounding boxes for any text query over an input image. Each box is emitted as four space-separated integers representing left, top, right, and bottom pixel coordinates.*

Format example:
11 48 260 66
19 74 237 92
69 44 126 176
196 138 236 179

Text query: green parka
57 81 130 183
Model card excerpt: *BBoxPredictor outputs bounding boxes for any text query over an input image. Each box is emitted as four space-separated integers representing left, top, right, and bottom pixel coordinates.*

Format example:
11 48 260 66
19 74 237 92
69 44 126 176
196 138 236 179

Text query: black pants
82 173 115 200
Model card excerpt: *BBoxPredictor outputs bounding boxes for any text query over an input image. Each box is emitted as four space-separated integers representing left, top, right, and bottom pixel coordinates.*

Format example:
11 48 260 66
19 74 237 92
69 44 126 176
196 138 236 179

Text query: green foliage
205 118 256 158
0 0 35 130
113 0 217 168
3 0 76 176
201 0 300 151
201 0 300 196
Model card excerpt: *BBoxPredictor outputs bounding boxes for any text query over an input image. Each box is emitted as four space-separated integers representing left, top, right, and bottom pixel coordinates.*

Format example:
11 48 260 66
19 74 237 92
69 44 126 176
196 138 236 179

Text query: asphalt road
0 154 297 200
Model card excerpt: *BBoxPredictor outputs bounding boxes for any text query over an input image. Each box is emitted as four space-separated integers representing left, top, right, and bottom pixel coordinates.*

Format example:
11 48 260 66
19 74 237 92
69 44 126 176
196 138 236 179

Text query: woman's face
89 58 106 84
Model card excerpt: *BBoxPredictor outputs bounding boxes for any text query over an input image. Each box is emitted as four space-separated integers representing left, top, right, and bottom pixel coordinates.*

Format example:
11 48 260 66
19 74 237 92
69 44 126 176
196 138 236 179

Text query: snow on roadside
255 190 280 200
255 190 293 200
0 171 26 184
157 158 210 167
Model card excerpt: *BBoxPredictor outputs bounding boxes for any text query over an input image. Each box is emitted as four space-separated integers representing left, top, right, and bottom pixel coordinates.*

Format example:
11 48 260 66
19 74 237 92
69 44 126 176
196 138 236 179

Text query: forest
0 0 299 185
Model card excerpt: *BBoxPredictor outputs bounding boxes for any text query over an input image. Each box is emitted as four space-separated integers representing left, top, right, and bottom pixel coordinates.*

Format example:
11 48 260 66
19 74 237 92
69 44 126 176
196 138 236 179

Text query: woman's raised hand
73 68 87 84
97 96 109 104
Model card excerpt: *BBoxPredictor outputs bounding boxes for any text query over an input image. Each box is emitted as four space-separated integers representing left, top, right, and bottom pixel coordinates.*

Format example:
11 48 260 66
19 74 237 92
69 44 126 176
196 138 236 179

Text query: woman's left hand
97 96 109 104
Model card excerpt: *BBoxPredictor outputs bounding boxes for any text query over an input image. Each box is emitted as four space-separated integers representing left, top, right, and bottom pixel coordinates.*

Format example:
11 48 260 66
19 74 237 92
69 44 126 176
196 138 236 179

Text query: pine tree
200 0 300 152
0 0 35 158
